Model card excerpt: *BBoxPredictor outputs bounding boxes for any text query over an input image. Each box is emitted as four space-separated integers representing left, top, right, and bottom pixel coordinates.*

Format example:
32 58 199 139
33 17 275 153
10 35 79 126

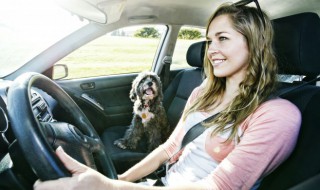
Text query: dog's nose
147 82 153 86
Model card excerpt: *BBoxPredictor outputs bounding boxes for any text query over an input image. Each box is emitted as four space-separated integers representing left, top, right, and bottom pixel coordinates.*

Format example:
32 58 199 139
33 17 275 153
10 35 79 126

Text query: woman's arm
33 147 210 190
119 146 169 182
200 99 301 190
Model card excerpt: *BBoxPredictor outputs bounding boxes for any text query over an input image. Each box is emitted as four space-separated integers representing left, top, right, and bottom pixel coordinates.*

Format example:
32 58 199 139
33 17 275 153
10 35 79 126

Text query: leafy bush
178 29 202 40
134 27 160 38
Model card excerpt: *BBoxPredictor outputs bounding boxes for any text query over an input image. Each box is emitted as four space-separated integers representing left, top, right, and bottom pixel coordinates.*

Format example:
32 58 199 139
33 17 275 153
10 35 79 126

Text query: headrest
273 13 320 77
186 41 206 68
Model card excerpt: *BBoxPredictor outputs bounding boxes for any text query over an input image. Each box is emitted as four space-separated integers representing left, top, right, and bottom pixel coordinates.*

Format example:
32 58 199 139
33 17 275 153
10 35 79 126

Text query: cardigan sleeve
199 98 301 190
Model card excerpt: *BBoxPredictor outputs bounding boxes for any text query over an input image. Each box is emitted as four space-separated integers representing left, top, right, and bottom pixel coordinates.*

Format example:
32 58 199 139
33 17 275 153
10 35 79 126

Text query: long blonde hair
183 3 278 142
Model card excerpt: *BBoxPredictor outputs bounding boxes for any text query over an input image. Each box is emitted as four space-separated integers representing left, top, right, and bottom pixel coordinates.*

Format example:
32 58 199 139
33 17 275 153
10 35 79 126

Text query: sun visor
55 0 126 24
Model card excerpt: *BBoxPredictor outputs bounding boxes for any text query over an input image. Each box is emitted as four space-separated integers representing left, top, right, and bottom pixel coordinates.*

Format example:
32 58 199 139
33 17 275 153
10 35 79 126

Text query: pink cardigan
161 86 301 189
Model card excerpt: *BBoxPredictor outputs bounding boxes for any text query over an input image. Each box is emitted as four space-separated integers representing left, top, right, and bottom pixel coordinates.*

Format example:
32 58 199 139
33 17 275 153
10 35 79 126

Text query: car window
171 26 206 70
278 74 304 83
54 25 167 79
0 0 86 78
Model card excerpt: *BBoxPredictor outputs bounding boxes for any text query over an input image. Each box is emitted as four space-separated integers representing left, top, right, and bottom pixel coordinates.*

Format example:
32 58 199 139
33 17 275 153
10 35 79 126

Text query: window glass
171 26 206 70
54 25 167 79
277 75 304 83
0 0 86 77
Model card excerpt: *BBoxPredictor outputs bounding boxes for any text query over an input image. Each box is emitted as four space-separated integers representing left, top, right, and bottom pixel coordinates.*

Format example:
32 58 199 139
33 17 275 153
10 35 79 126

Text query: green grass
56 36 202 79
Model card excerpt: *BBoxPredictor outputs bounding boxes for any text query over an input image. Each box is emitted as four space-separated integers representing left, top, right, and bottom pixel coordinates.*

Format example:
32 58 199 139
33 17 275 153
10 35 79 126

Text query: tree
134 27 160 38
178 28 202 40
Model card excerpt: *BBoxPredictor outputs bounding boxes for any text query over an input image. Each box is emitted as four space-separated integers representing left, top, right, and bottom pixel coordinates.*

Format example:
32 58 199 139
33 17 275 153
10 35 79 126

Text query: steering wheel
7 72 117 181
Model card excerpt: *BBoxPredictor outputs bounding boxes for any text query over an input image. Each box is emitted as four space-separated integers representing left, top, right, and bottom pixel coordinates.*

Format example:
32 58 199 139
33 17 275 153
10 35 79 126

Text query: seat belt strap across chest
180 112 219 149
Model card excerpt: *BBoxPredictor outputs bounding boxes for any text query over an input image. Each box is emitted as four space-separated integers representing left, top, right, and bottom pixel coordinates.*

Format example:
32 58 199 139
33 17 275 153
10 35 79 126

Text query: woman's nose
207 46 219 55
207 42 219 55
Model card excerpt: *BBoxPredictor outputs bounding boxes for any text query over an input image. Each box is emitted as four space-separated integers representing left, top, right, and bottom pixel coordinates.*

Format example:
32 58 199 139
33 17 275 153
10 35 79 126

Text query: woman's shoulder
240 97 302 135
260 97 300 113
249 97 301 125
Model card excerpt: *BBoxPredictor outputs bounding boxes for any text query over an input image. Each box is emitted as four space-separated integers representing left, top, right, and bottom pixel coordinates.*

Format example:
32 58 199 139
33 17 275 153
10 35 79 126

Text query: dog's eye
150 78 155 82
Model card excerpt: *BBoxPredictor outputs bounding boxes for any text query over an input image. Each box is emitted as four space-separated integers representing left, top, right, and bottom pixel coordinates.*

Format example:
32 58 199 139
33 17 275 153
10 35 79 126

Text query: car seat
101 41 205 174
258 12 320 189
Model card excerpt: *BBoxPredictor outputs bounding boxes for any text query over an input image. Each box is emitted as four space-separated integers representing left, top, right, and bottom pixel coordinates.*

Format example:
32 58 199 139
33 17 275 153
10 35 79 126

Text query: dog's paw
114 139 127 149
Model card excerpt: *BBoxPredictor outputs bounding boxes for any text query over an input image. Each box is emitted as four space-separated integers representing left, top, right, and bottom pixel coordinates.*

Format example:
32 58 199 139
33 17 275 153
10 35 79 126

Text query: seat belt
180 112 220 149
161 56 172 90
163 112 219 166
153 112 219 180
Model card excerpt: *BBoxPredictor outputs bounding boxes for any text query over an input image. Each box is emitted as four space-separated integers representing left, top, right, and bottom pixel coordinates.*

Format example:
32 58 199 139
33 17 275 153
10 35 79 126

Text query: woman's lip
211 59 226 66
213 59 225 64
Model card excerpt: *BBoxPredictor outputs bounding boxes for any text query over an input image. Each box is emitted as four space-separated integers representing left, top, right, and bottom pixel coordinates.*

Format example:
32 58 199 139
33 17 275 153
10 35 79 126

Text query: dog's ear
153 73 164 101
129 74 140 102
129 88 137 102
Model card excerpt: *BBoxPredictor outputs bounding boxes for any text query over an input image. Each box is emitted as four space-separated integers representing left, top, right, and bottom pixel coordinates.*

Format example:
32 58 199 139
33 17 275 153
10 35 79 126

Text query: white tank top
162 112 220 185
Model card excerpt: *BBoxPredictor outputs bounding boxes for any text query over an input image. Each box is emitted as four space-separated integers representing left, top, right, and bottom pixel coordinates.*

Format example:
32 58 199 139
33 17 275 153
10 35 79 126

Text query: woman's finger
55 146 88 175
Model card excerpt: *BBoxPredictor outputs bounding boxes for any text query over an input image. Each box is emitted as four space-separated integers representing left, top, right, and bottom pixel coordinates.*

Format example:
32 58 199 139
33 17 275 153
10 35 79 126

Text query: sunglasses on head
233 0 266 28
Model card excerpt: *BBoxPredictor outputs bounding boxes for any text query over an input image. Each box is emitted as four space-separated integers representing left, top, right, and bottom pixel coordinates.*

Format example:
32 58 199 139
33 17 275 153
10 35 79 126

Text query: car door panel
56 73 137 134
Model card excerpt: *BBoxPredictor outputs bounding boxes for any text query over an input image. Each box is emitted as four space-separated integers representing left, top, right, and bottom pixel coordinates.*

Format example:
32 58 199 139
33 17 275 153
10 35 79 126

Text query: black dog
114 71 170 152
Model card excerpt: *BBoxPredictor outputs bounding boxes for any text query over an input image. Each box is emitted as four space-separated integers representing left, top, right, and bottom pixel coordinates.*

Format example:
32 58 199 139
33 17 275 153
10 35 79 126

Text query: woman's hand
33 147 113 190
33 147 210 190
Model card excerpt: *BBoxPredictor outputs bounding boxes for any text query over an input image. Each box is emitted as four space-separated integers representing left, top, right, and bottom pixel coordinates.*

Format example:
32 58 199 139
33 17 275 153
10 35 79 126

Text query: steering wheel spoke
7 72 117 181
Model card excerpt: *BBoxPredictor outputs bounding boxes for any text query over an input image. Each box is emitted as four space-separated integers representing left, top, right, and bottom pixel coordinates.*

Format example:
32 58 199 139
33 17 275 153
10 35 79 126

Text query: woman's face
207 14 249 82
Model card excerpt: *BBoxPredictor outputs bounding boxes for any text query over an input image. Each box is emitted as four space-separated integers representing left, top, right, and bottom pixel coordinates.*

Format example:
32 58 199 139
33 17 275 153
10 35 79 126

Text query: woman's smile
210 59 226 67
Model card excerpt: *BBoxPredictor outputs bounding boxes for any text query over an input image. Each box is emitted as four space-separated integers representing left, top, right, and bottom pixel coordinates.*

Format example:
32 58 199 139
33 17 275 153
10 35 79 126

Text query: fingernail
56 146 64 152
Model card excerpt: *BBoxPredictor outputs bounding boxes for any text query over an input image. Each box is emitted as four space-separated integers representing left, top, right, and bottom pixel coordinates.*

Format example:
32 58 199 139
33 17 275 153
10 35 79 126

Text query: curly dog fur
114 71 170 152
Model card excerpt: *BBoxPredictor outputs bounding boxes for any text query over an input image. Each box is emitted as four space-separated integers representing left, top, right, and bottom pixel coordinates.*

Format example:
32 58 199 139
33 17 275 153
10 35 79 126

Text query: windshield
0 0 87 77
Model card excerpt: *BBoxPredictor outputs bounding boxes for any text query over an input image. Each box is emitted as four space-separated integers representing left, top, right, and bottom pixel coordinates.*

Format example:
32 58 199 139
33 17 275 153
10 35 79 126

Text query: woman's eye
219 37 228 41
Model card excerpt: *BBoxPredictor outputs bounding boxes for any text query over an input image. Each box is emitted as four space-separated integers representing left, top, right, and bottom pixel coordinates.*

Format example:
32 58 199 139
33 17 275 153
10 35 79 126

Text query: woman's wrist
118 173 128 181
118 172 136 182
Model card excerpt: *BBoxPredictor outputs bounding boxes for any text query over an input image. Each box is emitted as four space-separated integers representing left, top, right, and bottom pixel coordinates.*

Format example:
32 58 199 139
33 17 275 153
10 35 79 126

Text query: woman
34 3 301 190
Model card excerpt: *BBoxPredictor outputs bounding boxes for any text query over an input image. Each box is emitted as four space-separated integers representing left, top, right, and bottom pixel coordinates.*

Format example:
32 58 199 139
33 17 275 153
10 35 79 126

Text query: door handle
81 93 104 111
80 82 95 90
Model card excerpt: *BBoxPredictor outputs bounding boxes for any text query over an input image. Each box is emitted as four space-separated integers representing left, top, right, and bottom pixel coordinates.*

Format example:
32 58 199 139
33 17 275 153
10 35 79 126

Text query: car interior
102 12 320 190
0 0 319 189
